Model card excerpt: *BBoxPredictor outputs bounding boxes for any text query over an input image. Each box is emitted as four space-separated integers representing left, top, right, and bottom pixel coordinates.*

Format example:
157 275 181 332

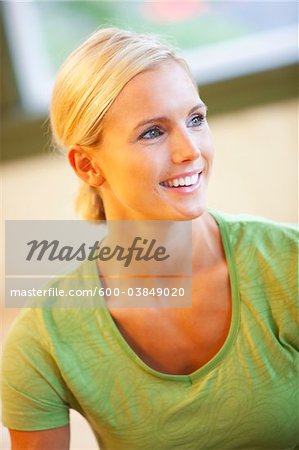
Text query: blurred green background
1 0 298 161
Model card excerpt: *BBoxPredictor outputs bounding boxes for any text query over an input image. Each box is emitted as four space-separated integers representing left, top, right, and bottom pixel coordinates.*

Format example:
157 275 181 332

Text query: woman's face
93 60 214 220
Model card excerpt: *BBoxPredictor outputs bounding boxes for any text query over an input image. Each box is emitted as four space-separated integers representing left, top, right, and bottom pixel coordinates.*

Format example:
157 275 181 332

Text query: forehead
103 61 200 127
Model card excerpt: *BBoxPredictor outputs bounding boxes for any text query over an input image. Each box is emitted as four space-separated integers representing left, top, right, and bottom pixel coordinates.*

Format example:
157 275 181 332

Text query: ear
68 146 105 187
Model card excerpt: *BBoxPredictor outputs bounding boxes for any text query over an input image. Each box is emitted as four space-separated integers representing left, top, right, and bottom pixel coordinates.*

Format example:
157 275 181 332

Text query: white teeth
191 174 198 184
185 176 191 186
160 173 200 187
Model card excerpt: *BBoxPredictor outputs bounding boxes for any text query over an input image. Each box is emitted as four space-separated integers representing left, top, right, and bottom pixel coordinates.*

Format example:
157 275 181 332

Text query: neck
191 210 223 272
97 209 219 276
95 209 222 308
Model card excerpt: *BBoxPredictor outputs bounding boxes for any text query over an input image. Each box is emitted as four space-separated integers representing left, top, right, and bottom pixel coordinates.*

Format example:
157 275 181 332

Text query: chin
184 209 205 221
168 205 206 222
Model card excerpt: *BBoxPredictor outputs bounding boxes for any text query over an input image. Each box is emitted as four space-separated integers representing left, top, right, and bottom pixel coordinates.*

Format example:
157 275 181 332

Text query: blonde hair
50 27 193 220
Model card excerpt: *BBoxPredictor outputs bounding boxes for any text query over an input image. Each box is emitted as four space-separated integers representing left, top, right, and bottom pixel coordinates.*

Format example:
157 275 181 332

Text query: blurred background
1 1 298 449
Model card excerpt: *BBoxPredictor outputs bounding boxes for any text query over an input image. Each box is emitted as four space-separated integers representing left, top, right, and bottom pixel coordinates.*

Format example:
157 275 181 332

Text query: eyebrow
133 102 207 132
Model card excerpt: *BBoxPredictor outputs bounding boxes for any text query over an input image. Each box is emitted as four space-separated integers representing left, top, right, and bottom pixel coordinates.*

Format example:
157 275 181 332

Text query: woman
2 27 298 450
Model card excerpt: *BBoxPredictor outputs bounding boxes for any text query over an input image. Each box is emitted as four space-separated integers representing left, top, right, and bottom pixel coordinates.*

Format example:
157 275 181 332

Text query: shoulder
1 308 71 430
3 261 106 351
208 207 298 253
2 308 48 354
208 208 297 302
2 263 106 431
208 210 298 344
4 307 104 350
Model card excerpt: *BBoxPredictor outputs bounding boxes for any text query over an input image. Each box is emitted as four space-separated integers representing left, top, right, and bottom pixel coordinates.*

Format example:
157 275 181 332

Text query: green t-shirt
2 209 299 449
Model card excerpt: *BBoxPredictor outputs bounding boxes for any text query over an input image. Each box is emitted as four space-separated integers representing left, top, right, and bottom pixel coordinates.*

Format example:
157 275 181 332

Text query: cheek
109 155 159 195
201 129 214 158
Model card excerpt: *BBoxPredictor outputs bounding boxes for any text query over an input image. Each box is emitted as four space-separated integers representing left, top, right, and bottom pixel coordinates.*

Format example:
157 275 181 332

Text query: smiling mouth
159 172 201 188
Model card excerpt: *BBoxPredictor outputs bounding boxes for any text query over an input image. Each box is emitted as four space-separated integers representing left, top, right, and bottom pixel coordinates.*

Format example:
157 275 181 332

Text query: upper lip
160 168 204 184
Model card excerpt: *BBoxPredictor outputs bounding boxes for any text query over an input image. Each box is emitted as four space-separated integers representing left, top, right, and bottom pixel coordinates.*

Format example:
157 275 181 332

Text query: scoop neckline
93 208 241 384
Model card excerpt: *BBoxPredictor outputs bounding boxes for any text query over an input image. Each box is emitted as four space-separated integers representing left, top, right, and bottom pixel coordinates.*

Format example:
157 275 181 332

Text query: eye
139 127 164 140
188 114 206 128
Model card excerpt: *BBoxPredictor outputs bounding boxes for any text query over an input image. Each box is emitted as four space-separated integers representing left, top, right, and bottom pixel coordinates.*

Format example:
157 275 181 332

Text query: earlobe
68 146 105 187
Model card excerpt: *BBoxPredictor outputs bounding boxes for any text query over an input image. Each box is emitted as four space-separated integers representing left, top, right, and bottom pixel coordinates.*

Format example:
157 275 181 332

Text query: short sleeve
1 309 70 431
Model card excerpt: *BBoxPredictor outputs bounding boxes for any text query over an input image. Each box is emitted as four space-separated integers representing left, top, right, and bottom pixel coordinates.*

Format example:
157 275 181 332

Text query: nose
170 128 201 164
